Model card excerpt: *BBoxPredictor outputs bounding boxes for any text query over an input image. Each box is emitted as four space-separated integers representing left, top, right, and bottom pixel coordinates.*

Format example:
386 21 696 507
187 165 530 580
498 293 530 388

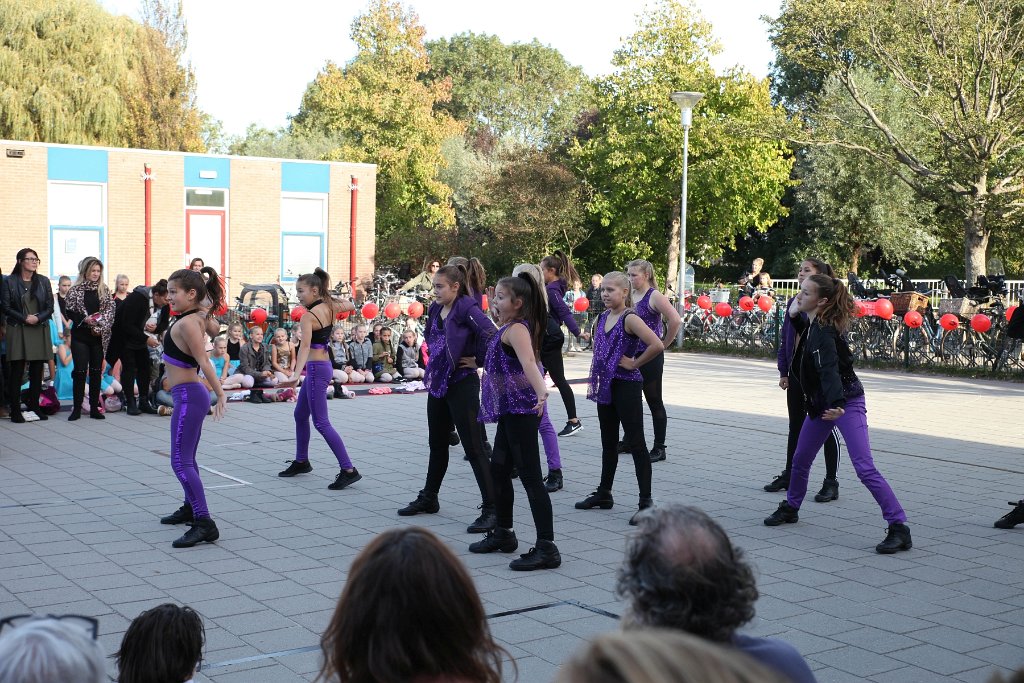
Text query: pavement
1 352 1023 682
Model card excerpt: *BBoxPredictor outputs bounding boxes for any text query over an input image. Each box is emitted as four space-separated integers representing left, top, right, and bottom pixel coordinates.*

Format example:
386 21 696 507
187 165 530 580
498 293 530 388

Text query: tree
770 0 1024 282
292 0 461 242
228 124 346 160
570 0 793 292
425 32 593 146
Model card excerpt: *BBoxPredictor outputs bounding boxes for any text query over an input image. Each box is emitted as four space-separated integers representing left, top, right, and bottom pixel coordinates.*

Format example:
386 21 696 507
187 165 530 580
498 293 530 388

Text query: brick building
0 140 376 298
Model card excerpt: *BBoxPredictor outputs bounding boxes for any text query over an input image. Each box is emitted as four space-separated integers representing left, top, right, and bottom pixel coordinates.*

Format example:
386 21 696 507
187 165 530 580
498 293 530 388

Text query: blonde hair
512 263 548 313
627 260 658 290
602 271 633 308
555 629 789 683
75 257 111 299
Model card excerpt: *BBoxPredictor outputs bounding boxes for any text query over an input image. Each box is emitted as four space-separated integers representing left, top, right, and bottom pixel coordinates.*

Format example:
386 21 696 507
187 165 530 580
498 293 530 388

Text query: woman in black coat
1 249 55 422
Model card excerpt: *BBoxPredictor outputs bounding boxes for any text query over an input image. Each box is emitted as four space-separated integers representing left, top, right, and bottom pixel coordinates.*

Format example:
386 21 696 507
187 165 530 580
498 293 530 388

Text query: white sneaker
22 411 40 422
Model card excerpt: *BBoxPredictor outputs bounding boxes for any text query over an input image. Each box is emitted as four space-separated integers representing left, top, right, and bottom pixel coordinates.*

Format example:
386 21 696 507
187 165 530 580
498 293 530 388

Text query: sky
100 0 782 138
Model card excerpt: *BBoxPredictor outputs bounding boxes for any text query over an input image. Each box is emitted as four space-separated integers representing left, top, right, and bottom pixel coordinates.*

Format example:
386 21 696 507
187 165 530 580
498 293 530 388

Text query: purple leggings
540 402 561 470
170 382 211 519
294 360 352 469
787 395 906 524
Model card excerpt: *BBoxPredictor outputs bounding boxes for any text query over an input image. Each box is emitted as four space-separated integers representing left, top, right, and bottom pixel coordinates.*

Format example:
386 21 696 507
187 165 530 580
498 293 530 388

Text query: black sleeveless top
308 300 333 345
163 309 201 368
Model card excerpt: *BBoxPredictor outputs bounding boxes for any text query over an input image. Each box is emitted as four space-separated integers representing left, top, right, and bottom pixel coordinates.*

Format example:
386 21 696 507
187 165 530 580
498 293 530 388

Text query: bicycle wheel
939 327 970 368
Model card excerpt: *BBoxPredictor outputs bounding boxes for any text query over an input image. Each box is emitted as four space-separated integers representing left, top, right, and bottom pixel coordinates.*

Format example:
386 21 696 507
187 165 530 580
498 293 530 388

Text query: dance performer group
155 254 913 560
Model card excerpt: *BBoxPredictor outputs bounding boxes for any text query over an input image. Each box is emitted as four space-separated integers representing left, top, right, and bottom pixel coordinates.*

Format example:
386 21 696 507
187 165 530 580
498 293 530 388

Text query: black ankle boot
544 469 563 492
249 390 264 404
995 500 1024 529
161 503 194 525
509 540 561 571
469 527 518 554
629 497 654 526
397 490 439 516
575 488 614 510
763 470 790 492
138 395 158 415
126 396 141 416
278 460 313 477
172 517 220 548
467 506 497 534
616 440 629 454
68 408 81 421
764 500 799 526
814 478 839 502
876 523 912 554
649 445 667 463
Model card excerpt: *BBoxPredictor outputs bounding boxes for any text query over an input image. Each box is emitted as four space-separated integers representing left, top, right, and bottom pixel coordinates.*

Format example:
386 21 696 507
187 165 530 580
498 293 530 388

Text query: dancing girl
541 250 585 437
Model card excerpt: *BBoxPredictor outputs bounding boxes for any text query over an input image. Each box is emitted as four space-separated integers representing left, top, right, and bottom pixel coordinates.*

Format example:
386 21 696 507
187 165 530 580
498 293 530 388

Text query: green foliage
228 124 346 160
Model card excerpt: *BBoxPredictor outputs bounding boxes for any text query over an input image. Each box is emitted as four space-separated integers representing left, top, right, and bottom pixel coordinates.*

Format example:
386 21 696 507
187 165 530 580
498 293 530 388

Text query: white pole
675 123 690 348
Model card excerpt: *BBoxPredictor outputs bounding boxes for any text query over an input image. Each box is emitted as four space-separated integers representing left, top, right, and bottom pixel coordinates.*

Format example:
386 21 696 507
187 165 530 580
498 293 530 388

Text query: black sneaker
172 517 220 548
448 430 461 446
260 393 274 403
876 523 912 554
814 478 839 502
469 527 518 554
995 500 1024 529
649 445 666 463
558 420 583 437
544 470 563 492
764 500 799 526
763 470 790 492
328 468 362 490
278 460 313 477
629 497 654 526
575 489 614 510
397 490 439 516
249 390 263 404
467 506 497 534
160 503 194 525
509 540 561 571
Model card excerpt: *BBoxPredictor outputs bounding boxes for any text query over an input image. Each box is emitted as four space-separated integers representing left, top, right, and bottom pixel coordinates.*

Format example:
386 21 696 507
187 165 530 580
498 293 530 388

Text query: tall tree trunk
850 248 860 275
666 199 681 296
964 208 989 285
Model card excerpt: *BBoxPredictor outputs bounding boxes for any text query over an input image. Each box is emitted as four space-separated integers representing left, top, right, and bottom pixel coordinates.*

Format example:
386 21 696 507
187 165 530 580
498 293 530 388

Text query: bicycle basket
890 292 929 315
937 298 978 318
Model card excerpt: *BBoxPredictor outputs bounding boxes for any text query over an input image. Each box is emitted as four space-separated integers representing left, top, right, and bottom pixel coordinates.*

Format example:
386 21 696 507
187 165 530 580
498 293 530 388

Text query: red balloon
874 299 894 320
1007 305 1018 322
939 313 959 331
336 309 350 321
250 308 268 324
738 296 754 311
407 301 424 318
214 302 228 317
697 295 712 310
714 302 733 317
361 303 379 319
855 301 868 318
903 311 923 328
481 294 489 311
758 296 775 312
290 306 307 322
971 314 992 333
574 296 590 313
384 302 401 319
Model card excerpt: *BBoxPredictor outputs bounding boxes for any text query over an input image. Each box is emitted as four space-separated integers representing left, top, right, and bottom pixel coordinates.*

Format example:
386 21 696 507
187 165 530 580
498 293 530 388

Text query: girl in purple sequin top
578 271 665 526
471 273 560 570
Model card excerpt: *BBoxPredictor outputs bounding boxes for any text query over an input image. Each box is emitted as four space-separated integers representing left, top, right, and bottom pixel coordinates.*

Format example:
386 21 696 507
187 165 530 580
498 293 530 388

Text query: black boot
249 390 264 404
649 445 667 463
469 527 518 553
126 395 141 416
814 478 839 503
616 440 629 454
88 377 104 419
10 408 25 424
160 503 194 525
763 470 790 492
172 517 220 548
467 506 497 534
449 430 461 446
509 539 561 571
397 490 439 516
544 469 563 492
876 523 912 554
575 488 614 510
138 394 158 414
995 500 1024 529
69 373 85 421
764 500 799 526
278 460 313 477
629 497 654 526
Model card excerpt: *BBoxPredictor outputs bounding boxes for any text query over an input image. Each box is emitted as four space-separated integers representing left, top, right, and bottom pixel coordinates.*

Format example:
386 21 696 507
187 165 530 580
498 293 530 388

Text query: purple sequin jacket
424 296 496 398
634 288 664 354
480 320 540 422
587 310 642 405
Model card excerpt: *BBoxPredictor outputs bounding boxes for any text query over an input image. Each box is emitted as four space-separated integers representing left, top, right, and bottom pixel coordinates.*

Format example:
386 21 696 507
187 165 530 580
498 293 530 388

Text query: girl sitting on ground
225 322 245 361
54 327 74 402
346 324 374 383
271 327 297 384
396 329 426 379
210 336 253 391
372 327 399 382
328 325 349 384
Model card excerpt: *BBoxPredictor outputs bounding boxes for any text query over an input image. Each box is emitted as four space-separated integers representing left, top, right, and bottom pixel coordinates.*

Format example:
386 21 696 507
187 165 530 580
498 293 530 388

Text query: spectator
209 336 252 391
372 326 398 382
401 257 442 293
114 604 204 683
396 329 425 380
346 324 374 383
113 274 130 307
750 272 775 302
318 527 509 683
270 327 296 385
188 257 204 272
564 279 586 352
237 325 275 403
2 248 55 423
0 615 106 683
0 266 7 420
66 256 115 421
739 258 765 295
327 325 349 384
56 275 72 326
225 322 245 362
113 285 162 416
54 327 74 402
555 629 790 683
618 504 817 683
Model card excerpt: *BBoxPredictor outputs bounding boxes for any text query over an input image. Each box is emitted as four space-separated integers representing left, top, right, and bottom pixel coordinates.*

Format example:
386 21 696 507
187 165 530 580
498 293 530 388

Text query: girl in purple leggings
763 274 911 554
158 267 227 548
278 268 361 490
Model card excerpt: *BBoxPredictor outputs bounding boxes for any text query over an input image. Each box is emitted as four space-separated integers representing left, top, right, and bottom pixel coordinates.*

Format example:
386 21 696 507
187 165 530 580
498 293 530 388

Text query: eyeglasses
0 614 99 640
22 257 40 263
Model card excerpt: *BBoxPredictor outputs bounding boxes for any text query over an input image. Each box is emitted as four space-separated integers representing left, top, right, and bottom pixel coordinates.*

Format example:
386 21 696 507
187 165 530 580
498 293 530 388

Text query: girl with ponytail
540 250 584 437
277 267 362 490
764 275 911 555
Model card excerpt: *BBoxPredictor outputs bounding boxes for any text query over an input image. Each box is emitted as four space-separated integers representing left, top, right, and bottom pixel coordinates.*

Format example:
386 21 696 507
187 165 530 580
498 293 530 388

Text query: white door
186 210 225 274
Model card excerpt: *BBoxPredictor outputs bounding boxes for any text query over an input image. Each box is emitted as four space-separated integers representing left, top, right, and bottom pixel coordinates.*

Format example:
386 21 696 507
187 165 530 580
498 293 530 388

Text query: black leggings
492 413 553 541
597 379 652 499
8 359 43 412
639 353 667 447
425 374 495 508
541 339 577 421
120 347 152 403
71 335 104 410
786 375 841 479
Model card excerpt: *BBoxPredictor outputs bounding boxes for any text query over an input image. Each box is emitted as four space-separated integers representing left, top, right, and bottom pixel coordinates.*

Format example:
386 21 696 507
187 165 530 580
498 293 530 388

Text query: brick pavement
1 352 1022 682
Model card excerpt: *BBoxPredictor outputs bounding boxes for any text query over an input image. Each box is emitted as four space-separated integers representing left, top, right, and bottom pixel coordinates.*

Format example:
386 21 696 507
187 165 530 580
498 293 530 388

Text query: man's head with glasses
0 614 105 683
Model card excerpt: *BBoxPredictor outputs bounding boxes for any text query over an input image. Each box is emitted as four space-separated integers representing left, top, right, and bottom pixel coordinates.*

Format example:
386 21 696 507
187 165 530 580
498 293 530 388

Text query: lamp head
670 91 704 127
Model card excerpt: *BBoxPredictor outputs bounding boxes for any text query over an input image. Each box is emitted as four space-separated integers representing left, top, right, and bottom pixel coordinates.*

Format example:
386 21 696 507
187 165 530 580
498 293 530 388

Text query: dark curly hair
616 504 758 643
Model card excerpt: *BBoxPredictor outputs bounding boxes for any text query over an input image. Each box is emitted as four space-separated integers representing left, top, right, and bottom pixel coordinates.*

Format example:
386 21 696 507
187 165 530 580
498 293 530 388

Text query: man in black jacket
115 284 165 415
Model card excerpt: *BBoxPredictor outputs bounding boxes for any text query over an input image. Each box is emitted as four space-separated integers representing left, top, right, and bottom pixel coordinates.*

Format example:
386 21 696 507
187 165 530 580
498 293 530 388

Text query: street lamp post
670 90 703 349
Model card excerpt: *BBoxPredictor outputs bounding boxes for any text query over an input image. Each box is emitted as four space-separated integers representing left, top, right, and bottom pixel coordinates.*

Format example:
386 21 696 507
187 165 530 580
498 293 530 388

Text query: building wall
0 146 50 268
229 157 281 289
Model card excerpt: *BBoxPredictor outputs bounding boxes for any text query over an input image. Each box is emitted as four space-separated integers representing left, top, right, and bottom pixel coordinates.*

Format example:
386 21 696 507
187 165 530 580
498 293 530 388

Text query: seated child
369 323 384 343
226 322 245 361
271 327 297 384
54 328 74 401
328 325 349 384
396 329 426 380
210 336 253 390
372 327 399 382
346 324 374 384
237 325 276 403
115 604 204 683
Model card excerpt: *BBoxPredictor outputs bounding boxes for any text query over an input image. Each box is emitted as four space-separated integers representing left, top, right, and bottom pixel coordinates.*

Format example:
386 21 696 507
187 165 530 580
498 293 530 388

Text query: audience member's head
0 615 105 683
115 604 203 683
617 504 758 642
317 527 508 683
988 670 1024 683
555 629 788 683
